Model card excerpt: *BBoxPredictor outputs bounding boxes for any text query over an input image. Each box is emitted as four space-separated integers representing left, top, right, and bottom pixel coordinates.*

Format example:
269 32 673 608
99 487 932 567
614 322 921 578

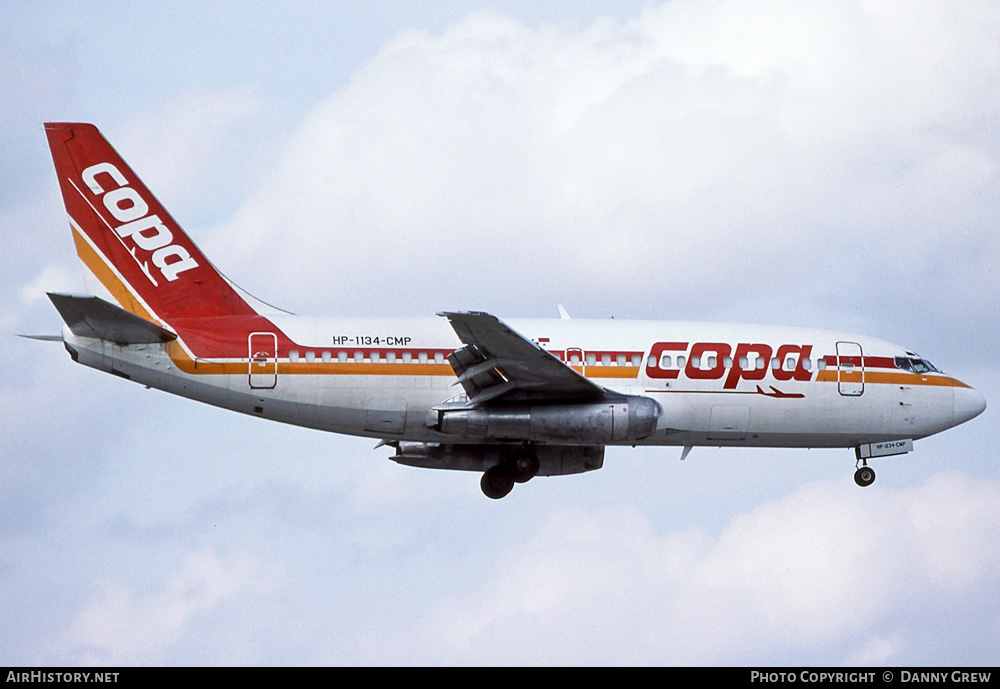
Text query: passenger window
660 354 672 369
434 352 444 364
418 352 428 363
739 356 749 369
631 355 641 367
616 354 626 366
601 354 611 366
305 351 316 362
370 351 380 364
586 354 596 366
818 358 827 370
402 352 412 363
755 357 765 370
676 356 686 369
723 356 733 368
387 352 396 363
289 350 299 362
337 351 347 363
706 356 717 369
691 356 701 368
785 357 795 370
571 354 582 365
354 351 363 363
802 357 811 370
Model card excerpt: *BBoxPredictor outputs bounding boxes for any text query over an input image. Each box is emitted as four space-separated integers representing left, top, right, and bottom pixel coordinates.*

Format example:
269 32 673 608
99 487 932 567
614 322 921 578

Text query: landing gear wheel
481 465 515 499
854 465 876 487
509 448 540 484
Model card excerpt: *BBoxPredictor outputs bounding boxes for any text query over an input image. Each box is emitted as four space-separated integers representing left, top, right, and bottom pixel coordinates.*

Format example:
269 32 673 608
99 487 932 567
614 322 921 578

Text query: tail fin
44 122 258 324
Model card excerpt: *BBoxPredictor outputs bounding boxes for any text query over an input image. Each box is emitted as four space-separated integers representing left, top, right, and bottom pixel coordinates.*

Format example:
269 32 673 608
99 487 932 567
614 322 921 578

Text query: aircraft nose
954 385 987 426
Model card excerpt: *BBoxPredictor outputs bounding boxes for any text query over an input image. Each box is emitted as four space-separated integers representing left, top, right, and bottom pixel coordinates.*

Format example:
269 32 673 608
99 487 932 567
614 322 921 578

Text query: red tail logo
46 122 259 322
80 161 199 284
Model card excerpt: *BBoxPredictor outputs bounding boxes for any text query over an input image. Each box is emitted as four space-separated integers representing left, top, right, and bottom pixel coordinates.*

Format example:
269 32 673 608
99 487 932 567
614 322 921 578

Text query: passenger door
248 332 277 389
836 341 864 396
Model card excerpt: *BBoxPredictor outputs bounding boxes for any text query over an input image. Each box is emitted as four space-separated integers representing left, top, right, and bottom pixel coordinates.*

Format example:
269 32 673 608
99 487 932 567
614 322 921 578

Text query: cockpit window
911 359 940 374
895 357 941 373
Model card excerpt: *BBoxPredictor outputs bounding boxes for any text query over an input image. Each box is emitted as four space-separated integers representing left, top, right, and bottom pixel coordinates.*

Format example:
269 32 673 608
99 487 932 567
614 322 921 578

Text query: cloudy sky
2 0 998 666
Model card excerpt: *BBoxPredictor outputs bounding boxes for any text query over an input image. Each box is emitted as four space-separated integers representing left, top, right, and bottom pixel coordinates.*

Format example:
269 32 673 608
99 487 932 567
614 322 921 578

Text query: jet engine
389 442 605 476
426 395 661 445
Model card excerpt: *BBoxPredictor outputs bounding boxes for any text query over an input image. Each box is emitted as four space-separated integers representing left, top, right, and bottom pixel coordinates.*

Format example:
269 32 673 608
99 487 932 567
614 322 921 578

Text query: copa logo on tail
81 162 199 284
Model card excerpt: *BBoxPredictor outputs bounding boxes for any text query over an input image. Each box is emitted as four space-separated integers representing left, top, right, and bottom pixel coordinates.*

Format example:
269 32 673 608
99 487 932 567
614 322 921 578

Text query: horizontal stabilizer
48 292 176 345
16 334 63 341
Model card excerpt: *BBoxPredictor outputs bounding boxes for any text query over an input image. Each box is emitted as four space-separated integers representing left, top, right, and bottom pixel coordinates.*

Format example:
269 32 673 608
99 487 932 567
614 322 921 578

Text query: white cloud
112 87 262 218
53 550 278 666
199 1 1000 326
410 473 1000 665
19 263 79 305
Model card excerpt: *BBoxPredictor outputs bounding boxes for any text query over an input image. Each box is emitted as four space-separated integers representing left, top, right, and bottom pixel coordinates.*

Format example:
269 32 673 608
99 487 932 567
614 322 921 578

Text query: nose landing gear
853 439 913 487
854 460 876 487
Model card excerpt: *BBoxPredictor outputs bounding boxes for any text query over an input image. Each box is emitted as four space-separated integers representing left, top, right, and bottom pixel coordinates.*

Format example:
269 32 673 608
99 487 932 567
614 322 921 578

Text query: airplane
39 122 987 499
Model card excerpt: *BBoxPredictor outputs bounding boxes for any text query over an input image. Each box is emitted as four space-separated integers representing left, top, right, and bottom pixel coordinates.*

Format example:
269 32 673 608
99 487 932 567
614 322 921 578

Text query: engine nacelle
427 395 661 444
390 442 605 476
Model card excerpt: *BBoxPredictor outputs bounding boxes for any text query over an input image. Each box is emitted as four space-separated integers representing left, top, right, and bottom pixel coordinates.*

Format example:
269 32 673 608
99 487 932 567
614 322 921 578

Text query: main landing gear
854 459 876 487
480 446 540 499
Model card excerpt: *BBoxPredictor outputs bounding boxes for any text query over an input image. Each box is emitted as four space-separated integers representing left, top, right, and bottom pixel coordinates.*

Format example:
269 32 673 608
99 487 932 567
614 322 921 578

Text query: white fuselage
61 315 979 450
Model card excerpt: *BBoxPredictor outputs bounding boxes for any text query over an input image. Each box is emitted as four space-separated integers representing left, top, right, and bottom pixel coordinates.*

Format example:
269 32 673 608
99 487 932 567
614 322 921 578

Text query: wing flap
438 311 605 404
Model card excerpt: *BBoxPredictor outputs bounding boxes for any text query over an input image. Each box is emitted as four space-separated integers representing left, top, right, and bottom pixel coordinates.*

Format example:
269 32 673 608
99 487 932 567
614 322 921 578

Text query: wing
438 311 606 405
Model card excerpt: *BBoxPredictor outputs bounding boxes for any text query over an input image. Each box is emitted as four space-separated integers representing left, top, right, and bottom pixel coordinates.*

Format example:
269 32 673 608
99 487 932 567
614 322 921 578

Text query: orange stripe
816 370 970 388
71 225 157 322
585 366 641 379
166 344 459 377
166 347 650 381
166 342 239 374
281 362 455 376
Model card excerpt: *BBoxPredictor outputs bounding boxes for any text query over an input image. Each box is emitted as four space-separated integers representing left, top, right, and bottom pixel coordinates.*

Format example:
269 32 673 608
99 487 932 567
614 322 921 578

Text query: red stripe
822 355 898 369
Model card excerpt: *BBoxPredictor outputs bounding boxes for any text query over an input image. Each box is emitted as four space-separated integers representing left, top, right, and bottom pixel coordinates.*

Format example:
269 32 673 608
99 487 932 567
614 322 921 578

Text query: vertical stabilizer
44 122 257 324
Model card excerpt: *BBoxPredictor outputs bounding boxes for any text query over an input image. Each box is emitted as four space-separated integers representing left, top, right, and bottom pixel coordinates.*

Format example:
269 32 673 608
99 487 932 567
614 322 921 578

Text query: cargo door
708 405 750 441
365 398 407 435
